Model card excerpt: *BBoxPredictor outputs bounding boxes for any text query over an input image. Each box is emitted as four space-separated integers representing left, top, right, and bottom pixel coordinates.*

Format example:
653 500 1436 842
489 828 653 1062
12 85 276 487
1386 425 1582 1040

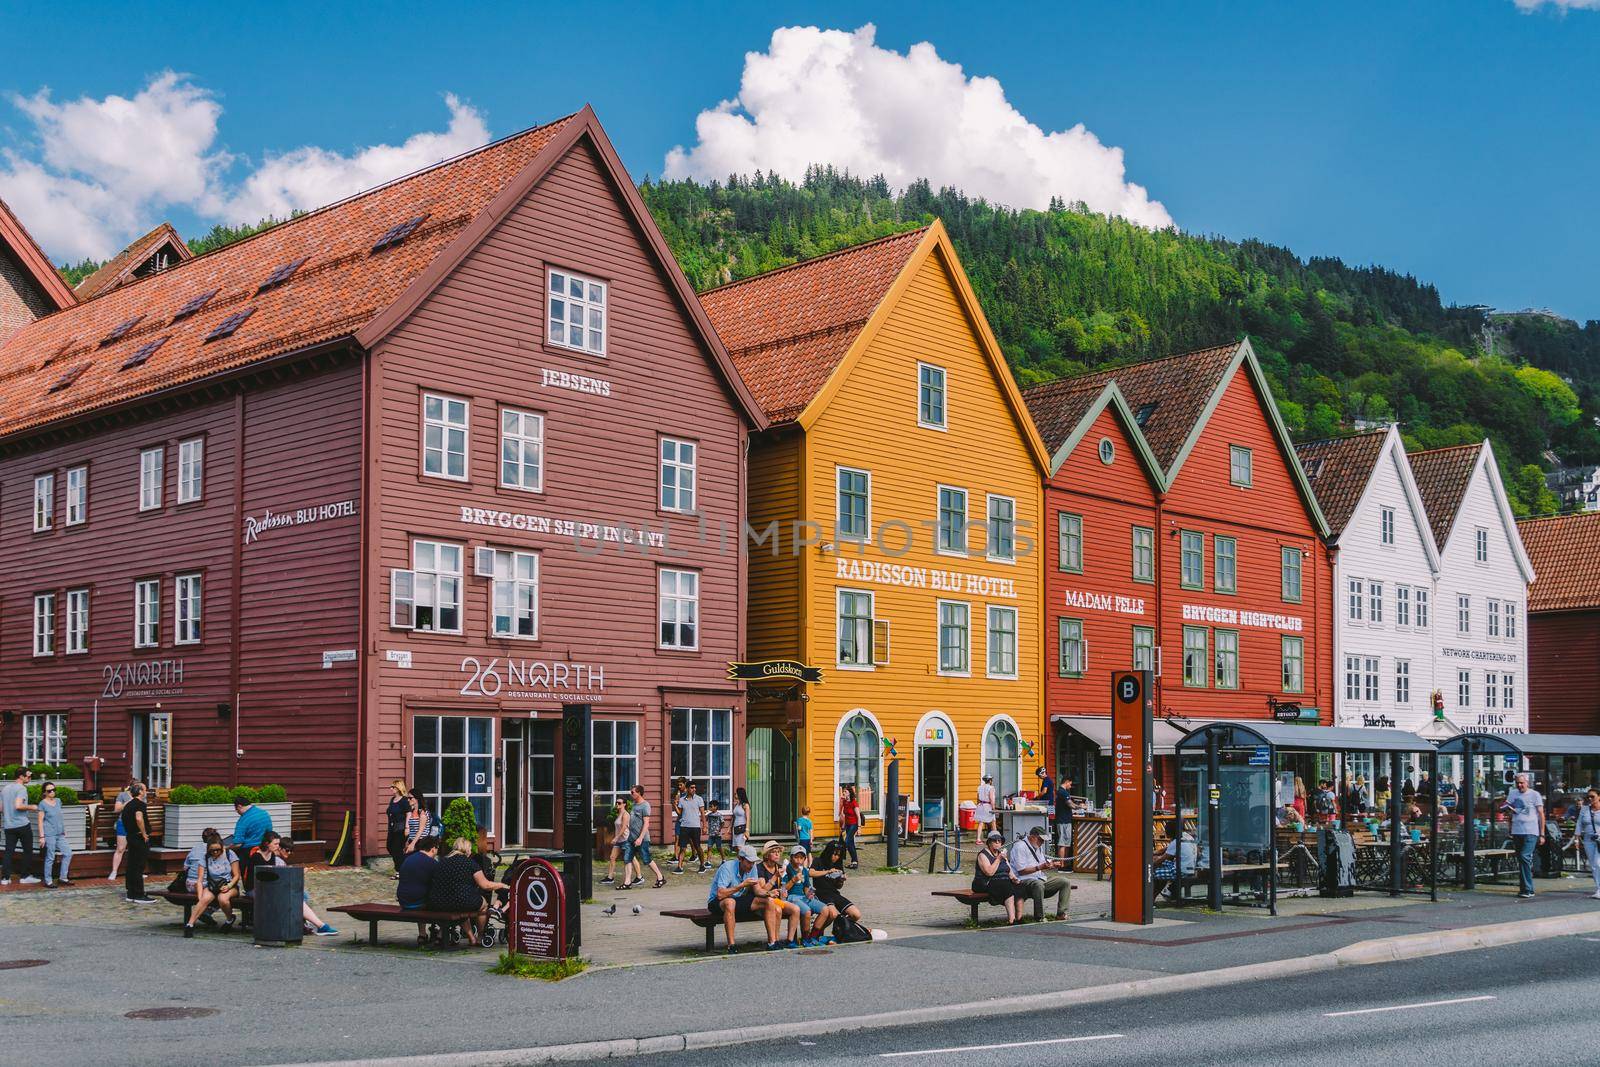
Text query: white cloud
0 74 489 264
665 25 1173 229
1513 0 1600 10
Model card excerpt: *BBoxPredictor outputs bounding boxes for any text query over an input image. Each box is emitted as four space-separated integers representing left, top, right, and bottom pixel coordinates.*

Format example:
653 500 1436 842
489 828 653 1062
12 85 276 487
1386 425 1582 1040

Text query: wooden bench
330 902 480 947
661 907 769 951
155 889 255 925
932 885 1081 924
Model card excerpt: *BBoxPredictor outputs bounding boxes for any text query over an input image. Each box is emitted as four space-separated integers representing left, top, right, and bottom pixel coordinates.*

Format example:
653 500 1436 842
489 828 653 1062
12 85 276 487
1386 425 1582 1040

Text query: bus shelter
1174 722 1439 914
1434 732 1600 888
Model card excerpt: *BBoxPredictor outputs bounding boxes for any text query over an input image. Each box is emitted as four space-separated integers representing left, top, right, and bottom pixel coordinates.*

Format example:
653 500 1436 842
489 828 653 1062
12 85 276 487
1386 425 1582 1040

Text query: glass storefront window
671 708 733 808
413 714 495 832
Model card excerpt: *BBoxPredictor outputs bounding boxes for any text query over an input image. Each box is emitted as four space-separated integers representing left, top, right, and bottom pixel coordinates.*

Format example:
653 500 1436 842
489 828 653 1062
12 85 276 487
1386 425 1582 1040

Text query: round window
1098 437 1115 465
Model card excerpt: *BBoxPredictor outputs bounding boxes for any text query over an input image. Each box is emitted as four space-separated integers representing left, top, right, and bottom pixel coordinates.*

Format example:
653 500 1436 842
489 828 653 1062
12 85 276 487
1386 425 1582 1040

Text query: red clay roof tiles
73 222 192 301
1295 429 1389 537
0 115 573 443
1517 511 1600 612
1407 443 1482 551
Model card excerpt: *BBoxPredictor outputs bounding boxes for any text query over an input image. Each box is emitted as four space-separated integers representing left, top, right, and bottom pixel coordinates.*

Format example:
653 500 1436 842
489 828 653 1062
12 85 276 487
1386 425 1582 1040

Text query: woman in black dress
973 830 1020 924
811 841 864 924
384 780 411 878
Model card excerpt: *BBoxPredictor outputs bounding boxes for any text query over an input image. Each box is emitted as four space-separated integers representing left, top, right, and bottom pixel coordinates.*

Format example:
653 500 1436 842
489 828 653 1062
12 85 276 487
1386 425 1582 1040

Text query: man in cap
1009 823 1071 921
707 843 762 954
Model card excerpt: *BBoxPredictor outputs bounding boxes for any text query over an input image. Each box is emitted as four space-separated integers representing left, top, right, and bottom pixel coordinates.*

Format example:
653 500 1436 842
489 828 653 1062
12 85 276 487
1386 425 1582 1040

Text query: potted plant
441 797 478 851
163 784 292 849
254 784 292 840
28 783 87 852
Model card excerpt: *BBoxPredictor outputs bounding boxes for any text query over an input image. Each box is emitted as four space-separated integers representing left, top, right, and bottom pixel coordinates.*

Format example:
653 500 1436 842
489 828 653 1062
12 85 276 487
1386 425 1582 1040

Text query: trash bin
253 865 304 946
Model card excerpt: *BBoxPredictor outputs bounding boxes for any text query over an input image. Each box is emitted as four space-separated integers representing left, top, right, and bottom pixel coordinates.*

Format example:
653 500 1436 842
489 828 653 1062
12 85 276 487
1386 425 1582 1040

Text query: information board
561 703 593 900
1110 670 1154 925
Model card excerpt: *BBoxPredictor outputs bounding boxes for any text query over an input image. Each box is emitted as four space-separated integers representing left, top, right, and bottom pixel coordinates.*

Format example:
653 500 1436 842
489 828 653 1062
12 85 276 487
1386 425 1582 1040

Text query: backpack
832 914 873 944
1314 790 1337 816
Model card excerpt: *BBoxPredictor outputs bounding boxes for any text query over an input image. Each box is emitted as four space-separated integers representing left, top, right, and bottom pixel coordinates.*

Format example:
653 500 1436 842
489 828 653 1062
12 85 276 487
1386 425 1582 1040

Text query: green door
748 727 795 836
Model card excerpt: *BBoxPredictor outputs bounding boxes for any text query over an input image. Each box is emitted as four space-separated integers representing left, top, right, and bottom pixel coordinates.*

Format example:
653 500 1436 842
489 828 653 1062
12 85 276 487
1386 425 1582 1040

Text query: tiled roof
73 222 192 300
1517 511 1600 612
698 227 928 424
1295 429 1388 537
1022 341 1242 471
0 115 574 442
1407 443 1482 550
1021 376 1108 457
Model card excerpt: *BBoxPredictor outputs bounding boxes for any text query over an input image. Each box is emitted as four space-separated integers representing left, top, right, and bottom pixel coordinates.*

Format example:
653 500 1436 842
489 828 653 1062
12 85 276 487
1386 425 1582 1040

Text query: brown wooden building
1518 512 1600 735
0 108 763 857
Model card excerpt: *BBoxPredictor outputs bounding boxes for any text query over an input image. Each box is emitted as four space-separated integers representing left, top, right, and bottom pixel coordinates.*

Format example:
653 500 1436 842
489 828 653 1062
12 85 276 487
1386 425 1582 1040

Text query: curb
271 909 1600 1067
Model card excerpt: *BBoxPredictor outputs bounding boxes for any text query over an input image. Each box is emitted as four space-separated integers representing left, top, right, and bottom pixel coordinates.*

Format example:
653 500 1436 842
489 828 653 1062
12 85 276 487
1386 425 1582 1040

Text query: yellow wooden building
701 222 1049 838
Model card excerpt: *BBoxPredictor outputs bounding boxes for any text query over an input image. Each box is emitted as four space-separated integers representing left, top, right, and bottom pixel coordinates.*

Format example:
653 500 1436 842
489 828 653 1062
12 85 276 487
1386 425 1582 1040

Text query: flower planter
164 802 291 850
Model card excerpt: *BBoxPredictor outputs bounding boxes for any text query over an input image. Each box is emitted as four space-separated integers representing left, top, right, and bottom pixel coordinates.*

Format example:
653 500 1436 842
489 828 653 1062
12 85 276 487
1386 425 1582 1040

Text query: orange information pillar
1110 670 1154 925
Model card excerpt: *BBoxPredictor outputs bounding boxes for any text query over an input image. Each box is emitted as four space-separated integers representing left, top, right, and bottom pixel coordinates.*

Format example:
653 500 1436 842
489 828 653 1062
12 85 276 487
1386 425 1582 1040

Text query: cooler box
958 801 977 831
906 805 921 835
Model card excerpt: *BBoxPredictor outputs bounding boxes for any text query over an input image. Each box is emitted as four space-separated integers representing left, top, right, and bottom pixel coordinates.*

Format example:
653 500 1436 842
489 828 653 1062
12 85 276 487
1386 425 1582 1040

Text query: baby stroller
477 848 509 949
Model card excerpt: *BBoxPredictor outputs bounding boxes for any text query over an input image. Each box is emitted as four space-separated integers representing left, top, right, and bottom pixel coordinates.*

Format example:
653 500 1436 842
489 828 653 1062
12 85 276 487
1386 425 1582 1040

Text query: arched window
983 719 1020 797
836 712 880 812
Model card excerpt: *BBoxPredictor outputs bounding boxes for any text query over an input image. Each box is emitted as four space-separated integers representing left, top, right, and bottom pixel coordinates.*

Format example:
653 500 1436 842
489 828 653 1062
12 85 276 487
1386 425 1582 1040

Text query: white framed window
394 540 461 633
177 437 204 503
1281 546 1302 602
1057 512 1083 572
658 568 700 650
1416 588 1430 629
1487 598 1501 638
33 593 56 656
65 465 87 525
837 467 871 541
837 712 881 813
1485 672 1499 710
65 587 89 654
1133 526 1155 583
1214 536 1237 594
22 713 66 765
591 719 638 823
671 708 734 808
422 393 469 481
134 578 160 648
33 473 54 531
1181 531 1204 588
547 268 606 356
499 408 544 492
659 437 697 513
1396 586 1411 628
917 362 947 429
175 572 202 644
1505 602 1517 640
1058 617 1085 677
1457 594 1471 635
1457 669 1472 709
986 495 1016 562
1183 626 1208 687
1214 629 1240 689
982 719 1022 798
1362 656 1379 702
1134 626 1156 673
1369 581 1384 624
938 600 971 675
1348 577 1364 622
1396 659 1411 704
1475 527 1488 563
837 589 876 668
411 715 495 831
1502 674 1515 710
986 605 1018 678
1229 445 1253 487
938 486 968 555
139 447 164 510
485 548 539 639
1282 636 1304 693
1380 507 1395 545
1344 656 1361 702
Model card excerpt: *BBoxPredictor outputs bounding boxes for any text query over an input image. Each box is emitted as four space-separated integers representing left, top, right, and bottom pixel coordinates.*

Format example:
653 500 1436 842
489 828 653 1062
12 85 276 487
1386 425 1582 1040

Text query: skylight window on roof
1304 457 1326 478
121 335 170 370
258 258 307 292
371 214 428 253
205 307 256 341
102 315 144 344
172 289 219 321
1134 402 1158 427
48 364 88 393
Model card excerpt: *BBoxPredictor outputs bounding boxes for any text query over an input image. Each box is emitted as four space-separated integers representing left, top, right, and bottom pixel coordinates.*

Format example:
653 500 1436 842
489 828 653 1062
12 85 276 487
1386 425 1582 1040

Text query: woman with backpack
385 780 411 878
812 841 866 931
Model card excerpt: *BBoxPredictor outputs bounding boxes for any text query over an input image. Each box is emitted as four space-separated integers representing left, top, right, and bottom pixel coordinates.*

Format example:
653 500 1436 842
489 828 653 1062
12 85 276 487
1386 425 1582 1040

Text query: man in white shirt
1008 824 1070 920
1502 773 1545 899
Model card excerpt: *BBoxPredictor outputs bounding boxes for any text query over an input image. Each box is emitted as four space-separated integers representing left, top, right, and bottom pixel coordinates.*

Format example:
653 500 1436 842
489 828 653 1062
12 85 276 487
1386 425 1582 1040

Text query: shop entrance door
502 725 524 848
917 717 955 831
131 712 172 790
525 721 557 849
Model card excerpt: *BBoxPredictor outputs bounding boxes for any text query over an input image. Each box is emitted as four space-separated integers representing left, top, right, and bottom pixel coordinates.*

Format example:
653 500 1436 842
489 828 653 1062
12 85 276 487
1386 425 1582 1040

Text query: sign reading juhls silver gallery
459 656 607 701
101 658 185 699
243 498 357 545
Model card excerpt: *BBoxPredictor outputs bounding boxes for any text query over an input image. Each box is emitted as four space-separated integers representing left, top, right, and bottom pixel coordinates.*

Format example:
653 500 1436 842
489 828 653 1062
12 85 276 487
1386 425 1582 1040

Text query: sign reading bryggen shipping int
727 660 824 684
459 505 665 548
458 657 607 701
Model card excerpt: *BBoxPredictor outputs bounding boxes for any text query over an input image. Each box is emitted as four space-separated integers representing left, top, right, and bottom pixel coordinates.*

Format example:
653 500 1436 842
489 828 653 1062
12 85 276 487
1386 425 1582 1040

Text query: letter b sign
1117 676 1140 704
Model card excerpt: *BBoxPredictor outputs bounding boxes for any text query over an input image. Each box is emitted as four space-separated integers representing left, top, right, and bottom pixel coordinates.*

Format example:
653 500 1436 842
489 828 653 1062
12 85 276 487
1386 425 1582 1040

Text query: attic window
1303 457 1325 478
1134 402 1158 427
49 364 88 393
258 257 307 292
172 289 219 321
205 307 255 341
122 335 170 370
102 315 144 345
371 214 428 253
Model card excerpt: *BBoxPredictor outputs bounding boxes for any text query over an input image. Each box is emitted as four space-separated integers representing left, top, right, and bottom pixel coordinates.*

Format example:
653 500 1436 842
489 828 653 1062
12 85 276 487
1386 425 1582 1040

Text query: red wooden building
1024 340 1333 805
0 107 763 858
1517 512 1600 736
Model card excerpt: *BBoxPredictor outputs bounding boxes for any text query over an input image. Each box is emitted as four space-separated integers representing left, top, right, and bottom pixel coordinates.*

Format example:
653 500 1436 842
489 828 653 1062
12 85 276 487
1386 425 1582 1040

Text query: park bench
330 902 480 947
661 907 768 951
931 885 1081 924
155 889 255 926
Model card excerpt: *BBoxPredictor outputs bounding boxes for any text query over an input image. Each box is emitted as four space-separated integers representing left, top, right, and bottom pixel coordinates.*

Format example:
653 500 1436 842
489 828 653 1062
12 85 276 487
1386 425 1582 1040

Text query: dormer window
547 268 606 355
1134 402 1158 427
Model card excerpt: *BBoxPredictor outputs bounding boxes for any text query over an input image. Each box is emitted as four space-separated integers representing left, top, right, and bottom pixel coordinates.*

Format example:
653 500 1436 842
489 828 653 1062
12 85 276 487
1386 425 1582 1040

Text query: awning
1436 732 1600 757
1050 714 1190 755
1174 721 1436 755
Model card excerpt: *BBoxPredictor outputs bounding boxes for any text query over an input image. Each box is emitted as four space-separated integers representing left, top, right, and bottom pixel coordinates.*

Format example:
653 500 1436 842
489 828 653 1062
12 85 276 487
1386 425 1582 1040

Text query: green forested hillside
641 168 1600 517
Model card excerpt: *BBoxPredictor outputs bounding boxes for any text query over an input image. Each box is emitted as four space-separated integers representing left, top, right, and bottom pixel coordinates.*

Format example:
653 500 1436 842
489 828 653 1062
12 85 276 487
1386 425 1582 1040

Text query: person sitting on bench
753 840 805 950
707 843 762 954
1152 818 1198 900
973 830 1021 925
811 841 865 927
186 835 242 937
427 837 510 946
397 835 440 944
1009 824 1070 920
254 831 338 936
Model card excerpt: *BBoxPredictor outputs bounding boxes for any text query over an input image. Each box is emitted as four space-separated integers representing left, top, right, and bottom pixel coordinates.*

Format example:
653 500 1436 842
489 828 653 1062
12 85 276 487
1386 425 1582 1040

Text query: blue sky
2 2 1596 319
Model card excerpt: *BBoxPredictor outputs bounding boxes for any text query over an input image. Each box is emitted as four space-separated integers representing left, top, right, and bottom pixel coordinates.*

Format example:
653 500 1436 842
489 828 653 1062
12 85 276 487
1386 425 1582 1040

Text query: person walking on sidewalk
675 782 708 873
839 785 862 868
731 787 750 853
37 782 72 887
122 783 157 903
1009 824 1070 920
107 780 136 882
2 767 39 885
385 780 411 878
1569 787 1600 900
622 784 666 889
1503 773 1546 899
603 799 630 885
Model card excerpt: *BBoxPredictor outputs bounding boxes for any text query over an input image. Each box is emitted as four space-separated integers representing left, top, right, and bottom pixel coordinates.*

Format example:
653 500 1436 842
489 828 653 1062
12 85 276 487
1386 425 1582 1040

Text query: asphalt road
655 934 1600 1066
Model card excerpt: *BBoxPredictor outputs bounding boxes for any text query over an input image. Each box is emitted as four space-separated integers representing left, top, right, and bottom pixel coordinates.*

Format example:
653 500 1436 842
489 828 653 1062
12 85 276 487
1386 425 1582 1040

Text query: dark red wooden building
0 108 763 858
1518 512 1600 736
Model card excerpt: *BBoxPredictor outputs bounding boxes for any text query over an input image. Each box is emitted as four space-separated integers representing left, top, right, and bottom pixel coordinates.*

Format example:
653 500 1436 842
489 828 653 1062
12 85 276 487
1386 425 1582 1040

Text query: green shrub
0 764 18 780
256 784 287 803
55 785 79 805
441 797 477 849
197 785 232 805
57 762 81 778
29 762 52 777
168 785 203 805
231 786 260 806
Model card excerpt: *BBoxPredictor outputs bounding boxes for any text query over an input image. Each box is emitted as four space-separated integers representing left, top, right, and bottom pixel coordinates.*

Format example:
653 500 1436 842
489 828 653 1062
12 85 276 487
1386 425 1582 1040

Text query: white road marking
880 1034 1124 1057
1324 995 1495 1018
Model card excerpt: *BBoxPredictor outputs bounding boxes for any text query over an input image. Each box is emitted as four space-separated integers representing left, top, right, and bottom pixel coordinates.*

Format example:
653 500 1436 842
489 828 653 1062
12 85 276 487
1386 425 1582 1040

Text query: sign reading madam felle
243 498 357 544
